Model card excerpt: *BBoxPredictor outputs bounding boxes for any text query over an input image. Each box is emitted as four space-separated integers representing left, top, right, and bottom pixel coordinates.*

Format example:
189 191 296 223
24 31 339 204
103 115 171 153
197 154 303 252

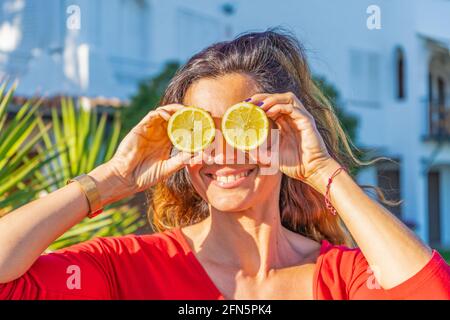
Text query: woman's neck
184 199 316 279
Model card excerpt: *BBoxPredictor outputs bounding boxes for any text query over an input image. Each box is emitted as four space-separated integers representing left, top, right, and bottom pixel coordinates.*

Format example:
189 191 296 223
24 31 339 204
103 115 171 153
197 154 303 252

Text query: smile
205 168 256 189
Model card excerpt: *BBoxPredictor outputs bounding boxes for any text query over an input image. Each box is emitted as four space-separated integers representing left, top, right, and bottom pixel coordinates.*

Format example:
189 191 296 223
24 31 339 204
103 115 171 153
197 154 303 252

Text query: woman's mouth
204 168 257 189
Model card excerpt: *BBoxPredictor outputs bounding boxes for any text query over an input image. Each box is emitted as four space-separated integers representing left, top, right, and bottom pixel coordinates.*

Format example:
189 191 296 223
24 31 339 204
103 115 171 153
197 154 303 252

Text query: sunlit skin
181 73 321 299
184 74 282 213
0 72 432 300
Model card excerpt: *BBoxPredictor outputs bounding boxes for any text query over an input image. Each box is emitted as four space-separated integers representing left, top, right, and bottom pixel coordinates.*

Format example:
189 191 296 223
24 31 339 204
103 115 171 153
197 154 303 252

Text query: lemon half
221 102 269 151
167 106 215 153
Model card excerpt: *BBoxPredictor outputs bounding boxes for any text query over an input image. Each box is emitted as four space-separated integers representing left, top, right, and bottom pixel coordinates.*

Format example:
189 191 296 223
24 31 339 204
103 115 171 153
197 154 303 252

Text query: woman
0 30 449 300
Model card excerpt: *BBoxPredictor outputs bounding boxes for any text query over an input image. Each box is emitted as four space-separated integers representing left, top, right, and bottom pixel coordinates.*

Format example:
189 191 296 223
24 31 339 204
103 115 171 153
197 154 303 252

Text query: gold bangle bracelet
67 174 103 219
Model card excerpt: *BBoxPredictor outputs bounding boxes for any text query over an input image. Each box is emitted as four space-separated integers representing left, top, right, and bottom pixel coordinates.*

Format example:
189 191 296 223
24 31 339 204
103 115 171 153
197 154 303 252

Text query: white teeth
217 176 227 183
209 170 253 184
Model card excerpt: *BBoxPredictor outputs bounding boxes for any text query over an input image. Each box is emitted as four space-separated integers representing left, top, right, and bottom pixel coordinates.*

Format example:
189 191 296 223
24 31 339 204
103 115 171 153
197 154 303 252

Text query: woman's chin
212 205 248 213
208 194 250 212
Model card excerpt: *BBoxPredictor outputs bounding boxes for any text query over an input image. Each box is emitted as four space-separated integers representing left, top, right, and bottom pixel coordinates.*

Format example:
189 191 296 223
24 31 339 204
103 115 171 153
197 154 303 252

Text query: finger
267 104 316 132
265 103 294 118
133 110 170 139
273 92 313 120
155 109 171 121
189 151 207 165
156 103 185 114
245 93 270 106
138 103 185 126
246 93 290 111
136 104 187 132
198 143 216 165
258 93 297 111
136 109 166 128
162 151 192 176
250 92 314 120
276 115 297 136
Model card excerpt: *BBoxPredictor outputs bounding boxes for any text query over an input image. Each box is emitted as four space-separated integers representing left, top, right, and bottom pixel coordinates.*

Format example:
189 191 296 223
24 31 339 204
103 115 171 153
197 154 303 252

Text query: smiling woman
0 29 449 300
150 33 363 246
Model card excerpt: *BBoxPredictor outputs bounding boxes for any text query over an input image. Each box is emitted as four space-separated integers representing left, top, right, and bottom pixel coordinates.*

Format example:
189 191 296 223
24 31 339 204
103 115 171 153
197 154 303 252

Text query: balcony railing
427 102 450 140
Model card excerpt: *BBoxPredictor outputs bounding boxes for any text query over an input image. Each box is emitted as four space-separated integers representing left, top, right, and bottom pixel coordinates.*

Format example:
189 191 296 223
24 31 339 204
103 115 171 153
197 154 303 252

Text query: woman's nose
206 130 248 165
205 118 249 165
210 130 234 164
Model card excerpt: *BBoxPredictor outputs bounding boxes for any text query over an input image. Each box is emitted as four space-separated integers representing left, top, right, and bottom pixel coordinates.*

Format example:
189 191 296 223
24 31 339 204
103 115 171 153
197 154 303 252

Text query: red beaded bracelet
324 166 347 215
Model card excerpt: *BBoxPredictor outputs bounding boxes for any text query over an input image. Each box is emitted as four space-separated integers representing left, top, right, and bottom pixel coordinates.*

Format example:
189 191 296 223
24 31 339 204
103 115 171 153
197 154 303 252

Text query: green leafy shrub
0 84 146 250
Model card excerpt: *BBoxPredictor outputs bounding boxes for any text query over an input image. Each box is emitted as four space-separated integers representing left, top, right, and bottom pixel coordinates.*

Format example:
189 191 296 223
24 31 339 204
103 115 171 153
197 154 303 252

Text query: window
428 51 450 138
437 77 446 107
395 47 406 100
428 171 441 246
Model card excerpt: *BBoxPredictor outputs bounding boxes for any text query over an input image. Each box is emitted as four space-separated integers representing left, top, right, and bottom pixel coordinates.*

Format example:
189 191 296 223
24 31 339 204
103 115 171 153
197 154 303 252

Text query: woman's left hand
247 92 336 190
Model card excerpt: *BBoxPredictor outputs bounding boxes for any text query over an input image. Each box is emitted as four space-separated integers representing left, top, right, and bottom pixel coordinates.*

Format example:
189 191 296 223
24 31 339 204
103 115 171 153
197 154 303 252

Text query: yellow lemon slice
221 102 269 151
167 106 215 153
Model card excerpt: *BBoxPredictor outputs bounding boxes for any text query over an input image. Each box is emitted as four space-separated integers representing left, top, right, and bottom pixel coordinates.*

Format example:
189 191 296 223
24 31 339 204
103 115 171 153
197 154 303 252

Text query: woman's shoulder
314 240 375 299
23 228 198 299
317 240 367 274
319 240 363 257
55 228 187 259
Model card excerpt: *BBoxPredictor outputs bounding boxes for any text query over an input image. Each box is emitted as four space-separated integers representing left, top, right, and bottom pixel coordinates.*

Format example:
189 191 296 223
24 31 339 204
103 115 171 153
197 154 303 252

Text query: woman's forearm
0 164 120 283
309 159 432 289
0 183 89 283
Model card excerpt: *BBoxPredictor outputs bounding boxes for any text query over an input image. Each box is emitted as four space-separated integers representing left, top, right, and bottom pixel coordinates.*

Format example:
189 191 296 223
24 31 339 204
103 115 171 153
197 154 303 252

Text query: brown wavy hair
146 28 396 246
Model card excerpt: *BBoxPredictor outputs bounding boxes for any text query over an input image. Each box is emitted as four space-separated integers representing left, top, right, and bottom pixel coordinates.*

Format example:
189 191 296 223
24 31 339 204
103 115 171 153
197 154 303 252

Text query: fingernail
244 98 251 102
257 101 264 107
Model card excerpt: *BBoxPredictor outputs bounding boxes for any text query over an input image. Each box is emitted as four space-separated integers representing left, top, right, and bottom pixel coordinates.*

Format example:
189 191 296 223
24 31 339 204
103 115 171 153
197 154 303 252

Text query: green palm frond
49 204 146 251
34 98 146 249
0 84 50 212
0 83 147 248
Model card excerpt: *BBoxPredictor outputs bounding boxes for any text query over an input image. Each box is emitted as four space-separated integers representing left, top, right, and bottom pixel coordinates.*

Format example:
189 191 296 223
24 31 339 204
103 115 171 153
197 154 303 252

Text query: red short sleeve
347 250 450 300
0 238 113 300
380 250 450 299
315 241 450 300
0 230 224 300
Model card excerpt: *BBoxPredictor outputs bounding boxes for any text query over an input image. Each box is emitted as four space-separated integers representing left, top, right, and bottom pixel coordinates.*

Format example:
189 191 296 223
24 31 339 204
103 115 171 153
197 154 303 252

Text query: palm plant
0 84 147 250
33 98 146 250
0 83 55 214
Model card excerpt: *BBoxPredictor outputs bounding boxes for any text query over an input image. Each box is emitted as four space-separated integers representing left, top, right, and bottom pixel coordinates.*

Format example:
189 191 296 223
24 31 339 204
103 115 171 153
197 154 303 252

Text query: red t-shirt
1 227 449 300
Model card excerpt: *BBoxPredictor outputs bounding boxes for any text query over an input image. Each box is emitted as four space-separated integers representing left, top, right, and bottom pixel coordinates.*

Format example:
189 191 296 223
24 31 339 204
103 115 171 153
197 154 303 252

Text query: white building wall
0 0 449 245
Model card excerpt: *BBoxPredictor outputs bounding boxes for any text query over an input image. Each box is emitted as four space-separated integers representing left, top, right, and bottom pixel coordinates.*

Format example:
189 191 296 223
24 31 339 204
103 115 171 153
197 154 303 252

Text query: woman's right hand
90 104 192 205
0 105 193 284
